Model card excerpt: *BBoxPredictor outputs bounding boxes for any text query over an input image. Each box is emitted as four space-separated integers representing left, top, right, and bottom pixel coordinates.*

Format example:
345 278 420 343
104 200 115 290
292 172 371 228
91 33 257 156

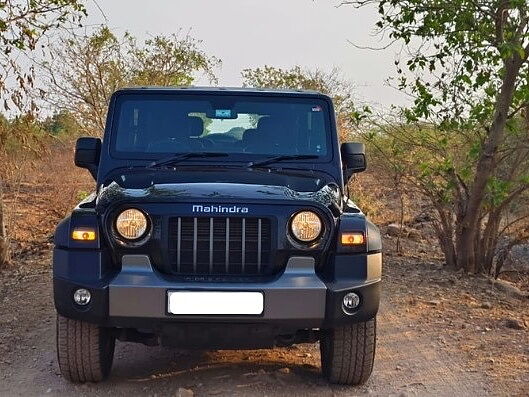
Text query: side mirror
341 142 366 180
75 137 101 180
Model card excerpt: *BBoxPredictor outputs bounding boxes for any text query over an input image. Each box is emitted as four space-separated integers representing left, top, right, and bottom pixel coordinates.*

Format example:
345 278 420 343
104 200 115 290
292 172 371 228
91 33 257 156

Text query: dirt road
1 253 527 397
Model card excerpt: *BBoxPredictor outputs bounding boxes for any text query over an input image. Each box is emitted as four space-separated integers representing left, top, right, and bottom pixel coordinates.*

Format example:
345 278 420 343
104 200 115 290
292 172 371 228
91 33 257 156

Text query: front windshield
111 93 331 160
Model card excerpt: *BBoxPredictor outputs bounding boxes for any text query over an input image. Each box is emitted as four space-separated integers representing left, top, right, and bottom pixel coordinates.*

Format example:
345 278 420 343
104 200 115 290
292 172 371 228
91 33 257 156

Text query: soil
0 152 528 396
1 243 528 396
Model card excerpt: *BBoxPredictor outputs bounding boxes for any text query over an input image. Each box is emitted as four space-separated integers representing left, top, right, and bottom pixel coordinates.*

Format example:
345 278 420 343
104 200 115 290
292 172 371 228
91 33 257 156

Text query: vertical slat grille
168 216 272 276
176 217 181 272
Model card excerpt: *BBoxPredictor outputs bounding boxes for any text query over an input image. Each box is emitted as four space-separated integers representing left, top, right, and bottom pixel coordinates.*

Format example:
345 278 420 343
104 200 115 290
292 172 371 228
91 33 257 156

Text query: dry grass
349 164 423 226
1 139 93 269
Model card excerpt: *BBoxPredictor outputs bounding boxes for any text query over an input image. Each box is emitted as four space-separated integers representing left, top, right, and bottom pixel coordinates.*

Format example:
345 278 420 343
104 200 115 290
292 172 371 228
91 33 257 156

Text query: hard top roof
115 86 330 98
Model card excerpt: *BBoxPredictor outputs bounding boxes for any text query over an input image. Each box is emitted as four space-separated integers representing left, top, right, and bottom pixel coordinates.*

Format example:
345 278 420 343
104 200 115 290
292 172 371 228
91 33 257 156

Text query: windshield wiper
147 152 229 168
247 154 319 168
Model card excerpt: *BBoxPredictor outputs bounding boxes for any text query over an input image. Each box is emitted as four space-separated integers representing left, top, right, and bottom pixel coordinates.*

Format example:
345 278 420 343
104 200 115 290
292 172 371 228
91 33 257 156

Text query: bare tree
0 0 86 268
0 180 7 265
0 0 86 111
40 27 221 135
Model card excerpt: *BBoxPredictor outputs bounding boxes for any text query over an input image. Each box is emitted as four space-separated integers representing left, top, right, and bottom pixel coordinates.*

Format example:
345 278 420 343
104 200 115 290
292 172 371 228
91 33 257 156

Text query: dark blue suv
53 87 382 385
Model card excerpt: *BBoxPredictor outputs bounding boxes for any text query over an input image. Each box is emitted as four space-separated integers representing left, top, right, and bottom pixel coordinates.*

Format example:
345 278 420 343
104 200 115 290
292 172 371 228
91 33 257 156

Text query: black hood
101 166 336 191
96 181 344 215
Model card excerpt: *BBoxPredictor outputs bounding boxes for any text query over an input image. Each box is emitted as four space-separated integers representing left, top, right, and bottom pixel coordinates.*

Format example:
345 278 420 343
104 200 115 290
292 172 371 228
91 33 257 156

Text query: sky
84 0 407 108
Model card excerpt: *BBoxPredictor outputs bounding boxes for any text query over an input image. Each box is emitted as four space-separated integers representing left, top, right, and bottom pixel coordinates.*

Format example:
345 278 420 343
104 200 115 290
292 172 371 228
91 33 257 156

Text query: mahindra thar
53 87 382 385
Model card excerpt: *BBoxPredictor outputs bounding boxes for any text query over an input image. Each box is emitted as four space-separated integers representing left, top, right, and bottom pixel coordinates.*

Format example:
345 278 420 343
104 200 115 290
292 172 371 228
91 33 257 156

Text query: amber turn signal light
341 232 365 246
71 228 96 241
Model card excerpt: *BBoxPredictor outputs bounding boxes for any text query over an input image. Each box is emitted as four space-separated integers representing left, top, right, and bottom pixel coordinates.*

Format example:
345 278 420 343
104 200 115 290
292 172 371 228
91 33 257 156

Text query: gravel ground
1 250 527 397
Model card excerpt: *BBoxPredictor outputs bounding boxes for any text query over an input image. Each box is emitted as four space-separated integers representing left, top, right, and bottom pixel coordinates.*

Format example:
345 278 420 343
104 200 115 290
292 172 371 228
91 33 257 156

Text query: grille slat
176 217 181 272
168 216 271 276
241 218 246 273
257 218 262 273
193 217 198 273
225 218 230 273
209 218 213 273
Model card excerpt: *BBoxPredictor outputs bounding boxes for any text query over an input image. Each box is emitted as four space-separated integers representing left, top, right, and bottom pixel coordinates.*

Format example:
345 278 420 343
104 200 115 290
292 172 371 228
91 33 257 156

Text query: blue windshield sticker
215 109 232 118
312 106 322 112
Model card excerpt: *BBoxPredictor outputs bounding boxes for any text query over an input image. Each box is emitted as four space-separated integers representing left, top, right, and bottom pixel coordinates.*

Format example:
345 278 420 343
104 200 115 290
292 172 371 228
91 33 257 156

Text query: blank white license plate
167 291 264 315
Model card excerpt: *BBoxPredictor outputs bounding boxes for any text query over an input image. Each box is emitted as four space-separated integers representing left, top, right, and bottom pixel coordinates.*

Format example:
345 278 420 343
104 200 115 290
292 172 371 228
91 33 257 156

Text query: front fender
336 213 382 255
54 208 101 250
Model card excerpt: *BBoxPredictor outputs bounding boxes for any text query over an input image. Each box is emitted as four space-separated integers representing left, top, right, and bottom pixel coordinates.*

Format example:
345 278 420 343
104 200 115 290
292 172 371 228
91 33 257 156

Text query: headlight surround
290 210 323 243
114 208 149 241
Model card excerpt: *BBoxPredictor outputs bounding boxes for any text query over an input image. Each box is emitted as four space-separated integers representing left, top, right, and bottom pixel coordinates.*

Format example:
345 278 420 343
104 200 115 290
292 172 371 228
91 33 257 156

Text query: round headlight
115 209 148 240
290 211 323 242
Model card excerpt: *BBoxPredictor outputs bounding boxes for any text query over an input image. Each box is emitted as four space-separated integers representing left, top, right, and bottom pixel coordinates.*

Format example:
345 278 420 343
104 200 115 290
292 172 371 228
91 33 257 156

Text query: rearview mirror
341 142 366 179
75 137 101 180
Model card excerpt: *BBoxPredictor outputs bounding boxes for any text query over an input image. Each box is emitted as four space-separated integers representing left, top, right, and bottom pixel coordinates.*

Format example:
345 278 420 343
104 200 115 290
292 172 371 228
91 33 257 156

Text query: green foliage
358 0 529 129
0 113 48 155
130 34 219 86
348 0 529 273
0 109 81 156
486 177 511 208
364 114 529 214
42 27 221 134
42 111 80 137
76 190 90 201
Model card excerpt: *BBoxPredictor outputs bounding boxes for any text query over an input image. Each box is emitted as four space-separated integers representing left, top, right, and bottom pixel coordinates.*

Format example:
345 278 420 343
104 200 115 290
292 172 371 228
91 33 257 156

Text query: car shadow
107 342 323 388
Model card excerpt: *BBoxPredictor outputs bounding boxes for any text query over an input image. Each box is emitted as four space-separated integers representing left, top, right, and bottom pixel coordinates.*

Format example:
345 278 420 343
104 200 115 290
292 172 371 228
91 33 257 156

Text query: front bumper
54 252 381 331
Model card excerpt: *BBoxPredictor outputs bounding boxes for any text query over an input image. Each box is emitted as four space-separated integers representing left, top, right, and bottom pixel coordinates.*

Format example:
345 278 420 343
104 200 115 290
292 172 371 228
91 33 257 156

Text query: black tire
320 317 376 385
56 314 116 383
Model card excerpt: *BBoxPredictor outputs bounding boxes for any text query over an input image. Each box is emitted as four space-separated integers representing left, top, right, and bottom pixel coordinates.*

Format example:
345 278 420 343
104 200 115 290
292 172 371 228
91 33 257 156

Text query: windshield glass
111 94 332 160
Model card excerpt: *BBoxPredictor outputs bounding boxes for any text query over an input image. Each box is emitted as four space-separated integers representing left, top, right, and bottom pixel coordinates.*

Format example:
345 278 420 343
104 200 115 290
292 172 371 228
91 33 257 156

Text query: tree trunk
395 189 405 253
439 233 457 269
455 224 476 272
432 207 457 268
455 55 523 273
0 180 9 267
479 212 501 275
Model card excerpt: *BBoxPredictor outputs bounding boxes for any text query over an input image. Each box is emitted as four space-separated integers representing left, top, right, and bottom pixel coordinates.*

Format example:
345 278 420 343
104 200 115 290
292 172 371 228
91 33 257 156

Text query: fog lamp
71 228 96 241
73 288 91 306
342 292 360 313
